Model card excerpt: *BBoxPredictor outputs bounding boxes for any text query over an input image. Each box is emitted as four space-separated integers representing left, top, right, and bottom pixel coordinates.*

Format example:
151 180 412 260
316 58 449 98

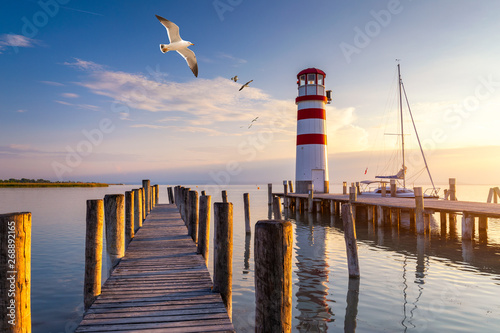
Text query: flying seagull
239 79 253 91
247 116 259 129
155 15 198 77
231 76 238 82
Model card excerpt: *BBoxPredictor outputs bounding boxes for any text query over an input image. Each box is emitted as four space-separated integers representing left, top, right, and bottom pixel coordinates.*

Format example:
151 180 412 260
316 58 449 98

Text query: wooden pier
274 192 500 218
76 204 235 333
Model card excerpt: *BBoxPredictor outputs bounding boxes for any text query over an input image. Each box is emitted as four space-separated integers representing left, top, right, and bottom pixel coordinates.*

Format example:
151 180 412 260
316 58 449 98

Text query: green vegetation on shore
0 178 109 187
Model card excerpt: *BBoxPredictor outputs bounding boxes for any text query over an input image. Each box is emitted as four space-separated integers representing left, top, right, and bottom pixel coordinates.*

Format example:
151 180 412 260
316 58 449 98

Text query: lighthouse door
311 169 324 193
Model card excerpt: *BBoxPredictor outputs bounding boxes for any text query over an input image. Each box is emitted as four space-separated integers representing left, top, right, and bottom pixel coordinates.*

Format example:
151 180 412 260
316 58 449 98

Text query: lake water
1 184 499 332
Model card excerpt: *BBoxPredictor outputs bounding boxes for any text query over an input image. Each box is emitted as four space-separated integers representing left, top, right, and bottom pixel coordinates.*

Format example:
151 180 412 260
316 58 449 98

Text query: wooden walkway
275 193 500 218
76 204 235 333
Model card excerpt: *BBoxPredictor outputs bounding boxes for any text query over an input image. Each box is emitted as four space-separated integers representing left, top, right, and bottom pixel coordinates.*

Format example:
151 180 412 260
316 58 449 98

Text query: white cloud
61 93 79 98
0 34 39 53
41 81 65 86
63 58 103 71
216 52 248 66
16 109 26 113
55 100 100 111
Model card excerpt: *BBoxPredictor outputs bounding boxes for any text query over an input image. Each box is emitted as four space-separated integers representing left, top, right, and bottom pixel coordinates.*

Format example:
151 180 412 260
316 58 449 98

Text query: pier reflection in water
287 204 500 332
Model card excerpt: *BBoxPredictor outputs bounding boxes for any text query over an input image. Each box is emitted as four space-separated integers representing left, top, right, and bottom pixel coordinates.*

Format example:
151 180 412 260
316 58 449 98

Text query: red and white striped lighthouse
295 68 330 194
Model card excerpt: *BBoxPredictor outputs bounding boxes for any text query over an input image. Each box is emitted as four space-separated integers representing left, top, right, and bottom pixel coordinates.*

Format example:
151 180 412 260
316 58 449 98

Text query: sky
1 0 500 186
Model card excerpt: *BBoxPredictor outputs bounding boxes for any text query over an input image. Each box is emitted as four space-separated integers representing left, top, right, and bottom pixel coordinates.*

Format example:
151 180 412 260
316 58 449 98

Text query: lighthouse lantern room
295 68 330 194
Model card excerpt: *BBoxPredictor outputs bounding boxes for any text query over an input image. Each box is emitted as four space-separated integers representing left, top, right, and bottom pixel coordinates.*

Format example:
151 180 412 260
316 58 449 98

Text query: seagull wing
176 48 198 77
155 15 182 43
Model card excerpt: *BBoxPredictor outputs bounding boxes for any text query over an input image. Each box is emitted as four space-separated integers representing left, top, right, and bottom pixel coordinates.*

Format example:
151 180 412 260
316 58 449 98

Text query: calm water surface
1 184 499 332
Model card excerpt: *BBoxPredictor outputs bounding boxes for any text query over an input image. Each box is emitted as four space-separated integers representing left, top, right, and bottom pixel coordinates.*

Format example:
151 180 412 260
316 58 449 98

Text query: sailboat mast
398 63 406 188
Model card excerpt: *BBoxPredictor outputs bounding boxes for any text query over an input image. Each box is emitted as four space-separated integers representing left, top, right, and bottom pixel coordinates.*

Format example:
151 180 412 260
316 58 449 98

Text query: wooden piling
449 178 457 200
244 193 251 234
141 187 146 222
188 190 199 243
381 183 387 197
151 185 155 209
377 206 384 226
155 184 159 205
414 187 425 235
104 194 125 267
308 184 314 212
440 211 447 236
343 181 347 195
341 204 360 278
213 202 233 319
367 206 374 224
201 190 206 196
167 186 174 204
142 180 150 215
197 195 211 266
283 181 288 208
150 186 154 211
462 213 474 240
349 186 357 202
254 219 293 333
390 180 396 197
288 180 294 193
133 189 143 231
182 187 190 224
268 183 273 206
125 190 135 245
0 212 31 332
84 200 103 311
222 190 228 203
273 196 282 220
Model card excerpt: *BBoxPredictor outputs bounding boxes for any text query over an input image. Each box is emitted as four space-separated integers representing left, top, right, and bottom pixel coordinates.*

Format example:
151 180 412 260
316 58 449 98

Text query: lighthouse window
317 74 324 85
299 75 306 86
307 74 316 85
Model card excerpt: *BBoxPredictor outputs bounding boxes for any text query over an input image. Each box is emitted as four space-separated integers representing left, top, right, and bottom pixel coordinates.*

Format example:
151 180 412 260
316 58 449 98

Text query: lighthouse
295 68 330 194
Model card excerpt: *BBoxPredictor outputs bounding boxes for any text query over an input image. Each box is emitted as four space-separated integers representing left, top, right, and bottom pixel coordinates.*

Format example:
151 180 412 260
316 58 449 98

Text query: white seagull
239 79 253 91
231 76 238 82
155 15 198 77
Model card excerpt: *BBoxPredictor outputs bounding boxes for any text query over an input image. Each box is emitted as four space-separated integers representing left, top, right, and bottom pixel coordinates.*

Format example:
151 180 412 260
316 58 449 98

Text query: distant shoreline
0 183 109 188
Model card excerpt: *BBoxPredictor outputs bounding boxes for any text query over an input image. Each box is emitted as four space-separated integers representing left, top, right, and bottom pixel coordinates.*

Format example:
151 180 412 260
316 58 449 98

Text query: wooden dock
76 204 235 333
274 193 500 218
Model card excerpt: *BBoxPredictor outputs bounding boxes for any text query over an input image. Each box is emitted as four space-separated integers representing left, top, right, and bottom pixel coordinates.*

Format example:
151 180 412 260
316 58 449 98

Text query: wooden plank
76 204 234 332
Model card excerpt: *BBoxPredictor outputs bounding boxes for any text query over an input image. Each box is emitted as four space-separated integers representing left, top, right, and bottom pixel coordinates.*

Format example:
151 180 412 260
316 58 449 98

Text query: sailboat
360 63 440 198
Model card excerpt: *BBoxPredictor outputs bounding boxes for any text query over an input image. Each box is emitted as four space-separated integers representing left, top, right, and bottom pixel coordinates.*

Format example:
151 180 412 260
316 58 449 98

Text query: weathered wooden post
367 206 374 224
349 186 357 202
377 206 384 227
283 181 288 208
201 190 206 196
167 187 174 204
440 211 447 237
155 184 159 205
150 185 155 209
183 187 190 224
133 188 143 231
243 193 251 234
174 186 179 207
273 196 282 220
268 183 273 206
390 179 396 197
308 184 314 212
414 187 425 235
104 194 125 267
254 219 293 333
343 181 347 195
197 195 211 267
381 182 387 197
341 204 360 278
449 178 457 200
462 213 474 241
222 190 228 203
288 180 294 193
84 200 103 311
1 212 31 332
141 187 146 222
213 202 233 319
150 185 154 211
142 180 150 216
188 190 199 243
125 190 135 245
